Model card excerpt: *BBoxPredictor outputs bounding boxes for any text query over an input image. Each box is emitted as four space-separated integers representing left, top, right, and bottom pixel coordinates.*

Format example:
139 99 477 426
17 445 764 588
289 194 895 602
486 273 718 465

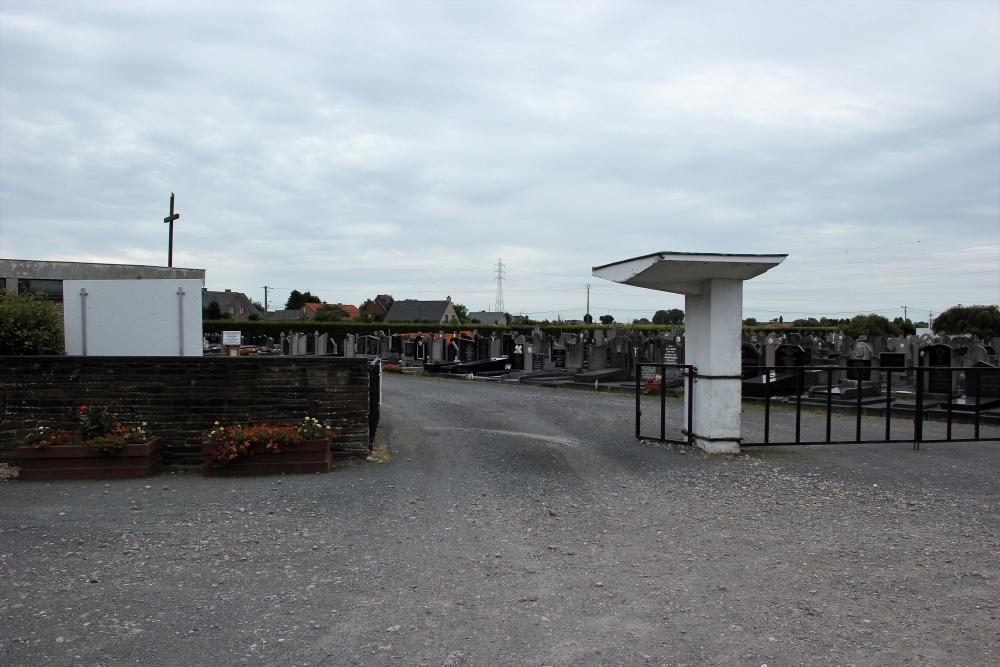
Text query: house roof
468 311 506 325
266 309 302 321
384 300 453 322
366 295 392 315
339 304 360 319
203 290 262 317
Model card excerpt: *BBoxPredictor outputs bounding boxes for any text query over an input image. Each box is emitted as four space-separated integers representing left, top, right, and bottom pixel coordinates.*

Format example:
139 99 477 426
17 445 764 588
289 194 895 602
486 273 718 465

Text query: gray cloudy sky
1 0 998 323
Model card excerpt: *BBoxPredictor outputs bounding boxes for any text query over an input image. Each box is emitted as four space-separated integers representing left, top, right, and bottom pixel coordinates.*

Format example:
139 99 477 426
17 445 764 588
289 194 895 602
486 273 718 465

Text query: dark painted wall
1 356 373 465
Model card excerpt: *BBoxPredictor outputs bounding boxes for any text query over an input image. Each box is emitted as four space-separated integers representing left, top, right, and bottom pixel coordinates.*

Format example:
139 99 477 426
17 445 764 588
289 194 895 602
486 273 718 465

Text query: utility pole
901 305 907 321
263 286 270 318
585 284 591 323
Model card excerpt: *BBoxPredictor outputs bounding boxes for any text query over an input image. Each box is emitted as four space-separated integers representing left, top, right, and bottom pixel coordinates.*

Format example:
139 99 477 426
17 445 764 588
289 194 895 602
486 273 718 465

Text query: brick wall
0 356 374 465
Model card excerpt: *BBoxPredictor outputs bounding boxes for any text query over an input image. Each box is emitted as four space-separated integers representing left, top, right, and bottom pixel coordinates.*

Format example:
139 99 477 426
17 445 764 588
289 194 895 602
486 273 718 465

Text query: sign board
63 279 204 356
222 331 242 346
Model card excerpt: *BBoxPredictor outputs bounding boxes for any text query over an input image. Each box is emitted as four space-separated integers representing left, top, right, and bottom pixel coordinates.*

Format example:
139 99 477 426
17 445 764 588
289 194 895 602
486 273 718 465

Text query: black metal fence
635 364 1000 449
368 358 381 448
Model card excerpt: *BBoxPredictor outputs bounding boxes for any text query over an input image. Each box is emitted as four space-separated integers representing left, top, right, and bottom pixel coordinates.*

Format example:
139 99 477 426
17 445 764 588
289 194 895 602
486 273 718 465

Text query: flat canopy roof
592 252 786 296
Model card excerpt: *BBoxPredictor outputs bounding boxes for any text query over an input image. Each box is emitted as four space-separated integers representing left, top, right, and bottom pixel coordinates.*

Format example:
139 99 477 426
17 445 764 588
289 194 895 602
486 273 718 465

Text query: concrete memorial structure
593 251 786 453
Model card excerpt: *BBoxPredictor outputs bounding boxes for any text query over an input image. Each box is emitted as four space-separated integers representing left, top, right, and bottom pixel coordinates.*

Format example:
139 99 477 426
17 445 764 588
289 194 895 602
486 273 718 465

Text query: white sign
63 279 204 356
222 331 242 346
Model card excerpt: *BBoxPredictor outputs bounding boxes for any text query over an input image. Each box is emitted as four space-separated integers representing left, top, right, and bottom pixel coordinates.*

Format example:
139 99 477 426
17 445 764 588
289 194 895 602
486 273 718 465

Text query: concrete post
684 278 743 453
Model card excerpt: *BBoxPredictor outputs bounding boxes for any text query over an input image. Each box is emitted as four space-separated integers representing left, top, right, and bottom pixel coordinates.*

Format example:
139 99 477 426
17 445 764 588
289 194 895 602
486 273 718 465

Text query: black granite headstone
924 343 953 393
846 358 872 381
879 352 906 369
552 349 566 368
967 362 1000 398
776 344 809 367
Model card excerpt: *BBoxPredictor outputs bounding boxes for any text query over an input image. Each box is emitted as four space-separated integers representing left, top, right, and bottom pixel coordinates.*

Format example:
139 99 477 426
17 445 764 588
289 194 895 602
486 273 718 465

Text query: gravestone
879 352 906 369
966 362 1000 399
846 358 872 381
776 344 808 368
477 336 491 361
509 342 525 371
923 343 953 393
552 346 567 369
663 342 682 366
742 343 762 379
460 337 476 362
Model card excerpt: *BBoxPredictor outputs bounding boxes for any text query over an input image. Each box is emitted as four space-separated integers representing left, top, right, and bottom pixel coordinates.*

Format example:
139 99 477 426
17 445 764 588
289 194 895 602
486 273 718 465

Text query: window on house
229 307 235 314
240 307 245 315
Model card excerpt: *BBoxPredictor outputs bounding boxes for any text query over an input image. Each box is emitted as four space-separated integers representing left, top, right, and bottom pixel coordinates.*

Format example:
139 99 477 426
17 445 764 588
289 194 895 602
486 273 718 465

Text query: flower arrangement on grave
382 363 403 373
19 404 152 455
202 417 337 470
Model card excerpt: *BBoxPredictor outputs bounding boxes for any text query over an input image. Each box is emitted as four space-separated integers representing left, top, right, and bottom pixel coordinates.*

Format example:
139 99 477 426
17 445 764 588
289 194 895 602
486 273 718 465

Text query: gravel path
1 375 997 667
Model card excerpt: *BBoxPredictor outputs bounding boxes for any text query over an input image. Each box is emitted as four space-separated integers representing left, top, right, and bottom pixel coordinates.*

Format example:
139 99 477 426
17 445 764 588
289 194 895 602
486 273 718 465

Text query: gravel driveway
1 375 997 667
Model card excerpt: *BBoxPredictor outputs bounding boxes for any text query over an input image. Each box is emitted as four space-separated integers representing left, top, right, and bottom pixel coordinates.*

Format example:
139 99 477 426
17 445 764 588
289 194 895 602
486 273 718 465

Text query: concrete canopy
592 252 787 296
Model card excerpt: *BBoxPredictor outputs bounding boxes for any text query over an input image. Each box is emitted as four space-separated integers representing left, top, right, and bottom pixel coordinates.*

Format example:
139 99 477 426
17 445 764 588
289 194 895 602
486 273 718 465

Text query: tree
314 304 350 322
285 290 321 310
843 314 900 338
632 317 651 325
599 314 615 325
891 317 916 336
452 303 469 324
743 317 758 326
203 301 230 320
0 291 65 355
791 318 820 327
932 305 1000 338
653 308 684 325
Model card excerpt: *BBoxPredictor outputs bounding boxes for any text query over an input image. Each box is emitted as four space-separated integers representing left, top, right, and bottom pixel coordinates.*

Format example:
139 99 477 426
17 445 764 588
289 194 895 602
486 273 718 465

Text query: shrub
0 291 65 355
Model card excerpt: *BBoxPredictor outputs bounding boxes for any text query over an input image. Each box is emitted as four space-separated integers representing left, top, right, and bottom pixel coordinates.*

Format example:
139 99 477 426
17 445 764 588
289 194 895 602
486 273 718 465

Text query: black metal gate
368 358 381 448
635 362 695 445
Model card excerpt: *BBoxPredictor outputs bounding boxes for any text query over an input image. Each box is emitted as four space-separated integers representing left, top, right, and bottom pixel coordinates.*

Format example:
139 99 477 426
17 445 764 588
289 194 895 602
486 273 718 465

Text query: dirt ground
1 375 997 666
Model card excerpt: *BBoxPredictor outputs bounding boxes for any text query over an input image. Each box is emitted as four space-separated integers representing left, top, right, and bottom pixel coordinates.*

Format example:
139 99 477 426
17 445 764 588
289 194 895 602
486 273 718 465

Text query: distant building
265 309 302 321
365 294 393 318
468 311 508 326
384 296 459 324
203 289 261 321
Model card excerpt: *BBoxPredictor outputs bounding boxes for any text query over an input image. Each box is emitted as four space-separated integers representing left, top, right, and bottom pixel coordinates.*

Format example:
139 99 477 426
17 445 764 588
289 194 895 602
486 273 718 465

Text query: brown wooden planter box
202 438 332 476
16 437 165 481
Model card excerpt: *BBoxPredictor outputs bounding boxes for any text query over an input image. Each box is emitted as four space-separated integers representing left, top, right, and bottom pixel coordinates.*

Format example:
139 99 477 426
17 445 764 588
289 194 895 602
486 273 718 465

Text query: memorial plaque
477 337 490 360
967 362 1000 398
846 358 872 381
640 365 658 381
532 355 544 371
610 352 629 369
415 338 425 360
552 348 567 368
403 340 415 358
776 344 809 367
663 344 681 366
460 338 476 362
879 352 906 369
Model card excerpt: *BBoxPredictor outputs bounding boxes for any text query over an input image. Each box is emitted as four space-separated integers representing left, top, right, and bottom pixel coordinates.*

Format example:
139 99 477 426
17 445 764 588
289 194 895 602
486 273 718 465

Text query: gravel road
1 374 998 667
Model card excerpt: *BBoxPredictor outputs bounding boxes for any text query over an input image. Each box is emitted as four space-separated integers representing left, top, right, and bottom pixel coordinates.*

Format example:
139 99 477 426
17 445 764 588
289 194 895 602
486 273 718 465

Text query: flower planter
16 437 165 481
202 438 332 476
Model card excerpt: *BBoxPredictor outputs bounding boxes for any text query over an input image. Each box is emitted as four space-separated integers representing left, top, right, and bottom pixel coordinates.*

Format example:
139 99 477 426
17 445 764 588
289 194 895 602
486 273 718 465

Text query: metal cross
163 192 180 267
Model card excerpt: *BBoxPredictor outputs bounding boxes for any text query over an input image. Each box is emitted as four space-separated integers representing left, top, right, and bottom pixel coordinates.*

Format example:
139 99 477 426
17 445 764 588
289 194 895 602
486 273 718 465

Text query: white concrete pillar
684 278 743 453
